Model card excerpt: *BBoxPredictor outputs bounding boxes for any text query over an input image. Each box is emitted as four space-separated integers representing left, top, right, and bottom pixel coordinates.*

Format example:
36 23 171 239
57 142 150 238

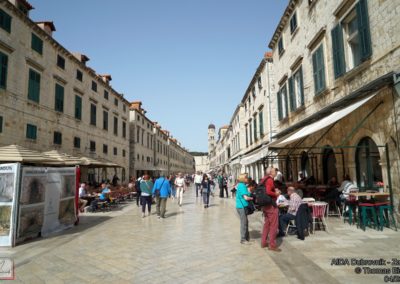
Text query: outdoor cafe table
348 192 390 201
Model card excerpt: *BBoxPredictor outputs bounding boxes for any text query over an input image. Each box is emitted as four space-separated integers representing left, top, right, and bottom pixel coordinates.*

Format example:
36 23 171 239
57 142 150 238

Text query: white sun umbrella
42 150 83 166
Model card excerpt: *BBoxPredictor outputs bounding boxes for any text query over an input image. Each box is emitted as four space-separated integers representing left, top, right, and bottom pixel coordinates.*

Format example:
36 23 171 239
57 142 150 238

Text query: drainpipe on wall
266 59 273 142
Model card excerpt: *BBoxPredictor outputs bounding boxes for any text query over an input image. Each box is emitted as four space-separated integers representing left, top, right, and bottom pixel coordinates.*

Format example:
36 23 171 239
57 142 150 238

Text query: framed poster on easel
0 163 20 247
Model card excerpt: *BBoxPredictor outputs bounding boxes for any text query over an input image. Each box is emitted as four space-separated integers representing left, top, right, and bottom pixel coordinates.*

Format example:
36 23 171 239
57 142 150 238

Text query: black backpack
253 178 274 206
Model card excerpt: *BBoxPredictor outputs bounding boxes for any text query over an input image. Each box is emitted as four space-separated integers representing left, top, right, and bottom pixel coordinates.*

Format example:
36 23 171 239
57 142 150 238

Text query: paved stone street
1 185 399 283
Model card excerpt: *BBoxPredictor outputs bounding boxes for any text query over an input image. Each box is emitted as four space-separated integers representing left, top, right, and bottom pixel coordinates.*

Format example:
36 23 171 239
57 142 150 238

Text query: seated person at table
323 177 341 202
277 192 288 206
298 172 306 183
339 175 358 201
278 187 302 237
78 183 88 212
99 183 111 202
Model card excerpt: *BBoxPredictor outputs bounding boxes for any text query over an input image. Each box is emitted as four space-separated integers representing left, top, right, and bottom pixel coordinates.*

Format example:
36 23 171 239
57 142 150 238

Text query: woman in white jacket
174 173 186 207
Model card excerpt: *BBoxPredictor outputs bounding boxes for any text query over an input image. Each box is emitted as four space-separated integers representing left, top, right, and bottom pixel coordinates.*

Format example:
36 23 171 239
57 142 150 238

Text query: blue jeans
171 187 176 198
202 192 210 205
279 213 296 235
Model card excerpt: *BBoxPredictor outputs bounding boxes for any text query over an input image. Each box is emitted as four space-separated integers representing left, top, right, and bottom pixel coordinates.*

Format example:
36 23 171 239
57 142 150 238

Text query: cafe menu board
17 167 76 242
0 163 20 247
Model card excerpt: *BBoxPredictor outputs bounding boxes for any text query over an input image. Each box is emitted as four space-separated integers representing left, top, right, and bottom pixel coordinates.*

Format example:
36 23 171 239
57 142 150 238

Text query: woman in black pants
202 174 211 208
140 175 153 217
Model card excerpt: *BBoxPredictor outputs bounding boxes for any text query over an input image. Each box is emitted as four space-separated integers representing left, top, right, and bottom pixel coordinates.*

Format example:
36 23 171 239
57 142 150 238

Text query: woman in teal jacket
236 174 253 244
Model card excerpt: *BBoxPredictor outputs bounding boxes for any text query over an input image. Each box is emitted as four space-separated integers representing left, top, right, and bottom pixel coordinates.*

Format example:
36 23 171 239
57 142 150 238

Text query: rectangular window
0 51 8 89
257 77 262 90
252 87 256 98
259 111 264 137
123 104 126 112
288 66 304 111
136 127 140 143
26 124 37 140
123 150 126 157
75 95 82 120
57 55 65 69
0 9 12 33
76 70 83 81
278 37 284 55
54 84 64 112
73 137 80 148
90 104 96 126
104 90 109 100
90 141 96 152
277 84 289 120
103 144 108 154
114 98 118 106
91 81 97 92
113 147 117 156
312 45 326 95
253 116 257 141
103 110 108 130
122 121 126 138
0 115 2 133
31 33 43 55
290 11 297 34
28 69 41 103
113 117 118 136
53 131 62 145
249 120 253 145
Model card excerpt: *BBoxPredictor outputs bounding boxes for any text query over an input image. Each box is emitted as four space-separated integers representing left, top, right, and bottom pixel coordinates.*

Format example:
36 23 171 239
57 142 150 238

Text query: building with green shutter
0 0 131 183
267 0 400 217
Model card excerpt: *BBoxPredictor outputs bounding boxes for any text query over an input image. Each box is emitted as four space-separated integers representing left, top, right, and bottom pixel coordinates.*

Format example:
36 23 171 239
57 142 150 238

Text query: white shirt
194 175 202 184
175 177 185 188
79 187 86 197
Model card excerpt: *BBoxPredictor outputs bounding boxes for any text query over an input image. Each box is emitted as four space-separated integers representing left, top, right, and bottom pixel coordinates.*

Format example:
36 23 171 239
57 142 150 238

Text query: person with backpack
236 174 254 245
260 167 281 252
140 175 154 218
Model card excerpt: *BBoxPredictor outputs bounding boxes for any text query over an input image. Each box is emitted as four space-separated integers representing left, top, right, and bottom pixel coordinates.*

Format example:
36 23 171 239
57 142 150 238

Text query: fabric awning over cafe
240 145 269 166
268 93 377 149
43 150 83 166
0 144 57 163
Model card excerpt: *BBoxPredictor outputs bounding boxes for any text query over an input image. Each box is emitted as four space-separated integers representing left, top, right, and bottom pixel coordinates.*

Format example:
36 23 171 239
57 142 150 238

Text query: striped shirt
288 193 302 216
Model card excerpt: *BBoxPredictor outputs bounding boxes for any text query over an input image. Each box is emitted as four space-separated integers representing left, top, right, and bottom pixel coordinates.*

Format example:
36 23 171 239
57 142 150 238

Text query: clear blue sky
31 0 288 152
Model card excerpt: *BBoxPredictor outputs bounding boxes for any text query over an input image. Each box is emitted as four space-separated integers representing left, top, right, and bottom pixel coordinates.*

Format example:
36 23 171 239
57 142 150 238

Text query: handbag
239 194 255 216
154 179 166 197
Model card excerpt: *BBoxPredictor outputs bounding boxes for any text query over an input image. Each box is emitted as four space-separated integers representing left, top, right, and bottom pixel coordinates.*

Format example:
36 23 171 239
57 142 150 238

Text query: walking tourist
278 186 302 237
236 174 253 244
140 175 154 217
152 175 171 219
260 167 281 252
201 174 212 208
175 173 186 207
169 174 176 199
136 176 142 207
194 172 203 197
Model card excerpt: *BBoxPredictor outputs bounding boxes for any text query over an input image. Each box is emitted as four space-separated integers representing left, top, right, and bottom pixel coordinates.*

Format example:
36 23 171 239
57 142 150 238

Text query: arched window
356 137 383 189
285 156 293 182
322 146 337 184
301 151 311 177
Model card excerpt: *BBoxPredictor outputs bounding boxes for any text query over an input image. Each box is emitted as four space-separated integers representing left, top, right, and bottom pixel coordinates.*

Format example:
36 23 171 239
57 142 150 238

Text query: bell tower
208 124 216 154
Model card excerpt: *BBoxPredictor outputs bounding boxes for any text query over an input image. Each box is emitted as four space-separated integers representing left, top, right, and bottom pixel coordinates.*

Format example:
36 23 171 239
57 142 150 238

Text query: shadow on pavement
249 230 261 239
167 211 184 218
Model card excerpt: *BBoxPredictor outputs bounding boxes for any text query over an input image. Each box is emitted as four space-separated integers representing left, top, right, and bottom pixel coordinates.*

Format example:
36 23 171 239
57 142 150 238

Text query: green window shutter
55 84 64 112
317 46 326 93
75 95 82 120
28 69 40 103
0 51 8 89
312 50 319 94
356 0 372 60
277 91 282 121
31 33 43 55
331 24 346 78
0 115 3 133
259 111 264 136
90 104 96 126
299 66 304 106
26 124 37 140
0 9 12 33
288 77 295 111
283 86 289 117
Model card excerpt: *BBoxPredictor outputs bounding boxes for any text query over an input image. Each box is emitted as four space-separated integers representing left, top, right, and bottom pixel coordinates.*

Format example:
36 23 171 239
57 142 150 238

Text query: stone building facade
129 102 194 178
194 155 209 173
268 0 400 215
0 0 130 183
208 53 276 182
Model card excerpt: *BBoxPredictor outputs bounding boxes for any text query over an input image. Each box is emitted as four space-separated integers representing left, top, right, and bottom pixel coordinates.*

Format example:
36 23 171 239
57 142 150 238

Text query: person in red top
260 167 281 252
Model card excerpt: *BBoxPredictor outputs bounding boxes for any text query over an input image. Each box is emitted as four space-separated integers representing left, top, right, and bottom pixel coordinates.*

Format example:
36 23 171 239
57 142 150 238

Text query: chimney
9 0 34 16
130 101 142 111
36 21 56 36
99 74 112 84
72 53 90 65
